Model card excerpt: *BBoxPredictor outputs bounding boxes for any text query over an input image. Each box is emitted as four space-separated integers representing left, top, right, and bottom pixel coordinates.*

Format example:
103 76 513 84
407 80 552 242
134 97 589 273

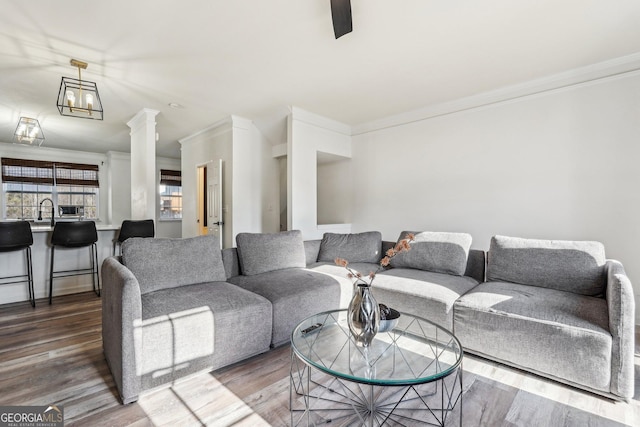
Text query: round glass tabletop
291 309 463 386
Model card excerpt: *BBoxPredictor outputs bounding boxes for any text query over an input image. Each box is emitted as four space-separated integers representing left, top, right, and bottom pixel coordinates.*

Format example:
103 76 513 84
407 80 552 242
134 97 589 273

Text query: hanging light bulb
66 90 76 112
86 93 93 115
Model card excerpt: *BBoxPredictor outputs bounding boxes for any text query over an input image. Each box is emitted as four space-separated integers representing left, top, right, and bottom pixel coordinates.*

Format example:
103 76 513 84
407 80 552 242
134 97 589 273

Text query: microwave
59 205 84 217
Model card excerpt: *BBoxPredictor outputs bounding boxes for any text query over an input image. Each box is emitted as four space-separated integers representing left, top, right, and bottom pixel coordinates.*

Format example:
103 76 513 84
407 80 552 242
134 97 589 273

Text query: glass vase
347 283 380 347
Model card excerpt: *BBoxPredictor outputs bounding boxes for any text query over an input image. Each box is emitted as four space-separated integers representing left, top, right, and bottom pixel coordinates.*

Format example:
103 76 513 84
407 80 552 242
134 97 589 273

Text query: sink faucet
38 198 55 227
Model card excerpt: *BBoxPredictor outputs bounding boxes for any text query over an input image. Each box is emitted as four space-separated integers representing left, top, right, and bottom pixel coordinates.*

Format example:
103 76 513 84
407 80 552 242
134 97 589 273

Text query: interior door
196 165 208 236
206 159 223 248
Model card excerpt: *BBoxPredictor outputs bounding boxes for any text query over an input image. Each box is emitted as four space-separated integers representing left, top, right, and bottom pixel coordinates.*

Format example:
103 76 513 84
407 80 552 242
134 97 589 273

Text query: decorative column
126 108 159 220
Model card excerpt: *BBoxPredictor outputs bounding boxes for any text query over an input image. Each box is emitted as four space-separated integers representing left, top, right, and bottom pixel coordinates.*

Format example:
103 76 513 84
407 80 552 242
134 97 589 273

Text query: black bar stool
0 221 35 307
49 221 100 304
113 219 154 256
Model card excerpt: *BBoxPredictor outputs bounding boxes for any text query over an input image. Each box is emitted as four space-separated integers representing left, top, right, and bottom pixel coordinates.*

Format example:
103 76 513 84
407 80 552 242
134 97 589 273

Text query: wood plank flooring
0 292 638 426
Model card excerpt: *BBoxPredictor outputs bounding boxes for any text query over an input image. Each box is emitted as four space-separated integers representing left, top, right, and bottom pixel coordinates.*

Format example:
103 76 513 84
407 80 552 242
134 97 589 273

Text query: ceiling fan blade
330 0 352 39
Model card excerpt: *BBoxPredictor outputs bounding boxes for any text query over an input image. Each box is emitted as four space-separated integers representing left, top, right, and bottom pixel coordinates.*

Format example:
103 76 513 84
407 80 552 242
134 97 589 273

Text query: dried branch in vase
335 233 415 287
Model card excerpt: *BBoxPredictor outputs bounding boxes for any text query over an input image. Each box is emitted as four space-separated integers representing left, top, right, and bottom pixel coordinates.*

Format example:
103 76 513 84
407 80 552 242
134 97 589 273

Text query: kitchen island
0 223 119 306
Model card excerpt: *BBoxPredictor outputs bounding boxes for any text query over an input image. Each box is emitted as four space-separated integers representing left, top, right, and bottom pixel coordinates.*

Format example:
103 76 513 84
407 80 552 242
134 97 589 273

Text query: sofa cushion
236 230 306 276
228 268 345 346
373 268 479 331
122 234 226 295
317 231 382 264
139 281 272 391
454 281 611 392
307 262 381 307
390 231 472 276
486 235 606 296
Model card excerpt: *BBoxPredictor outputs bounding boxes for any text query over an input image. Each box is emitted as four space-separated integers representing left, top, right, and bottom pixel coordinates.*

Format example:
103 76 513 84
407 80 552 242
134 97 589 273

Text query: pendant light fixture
13 117 45 146
56 59 103 120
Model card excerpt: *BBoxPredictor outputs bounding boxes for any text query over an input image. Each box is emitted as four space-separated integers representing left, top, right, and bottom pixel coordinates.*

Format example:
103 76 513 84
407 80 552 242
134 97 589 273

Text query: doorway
196 160 223 247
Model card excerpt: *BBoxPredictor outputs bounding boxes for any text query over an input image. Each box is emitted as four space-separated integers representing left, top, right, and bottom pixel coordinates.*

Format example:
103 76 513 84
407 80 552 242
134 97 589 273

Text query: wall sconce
13 117 45 147
56 59 104 120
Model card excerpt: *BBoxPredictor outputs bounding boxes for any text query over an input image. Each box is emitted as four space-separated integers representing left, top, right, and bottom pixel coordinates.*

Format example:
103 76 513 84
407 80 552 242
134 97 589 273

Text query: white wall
107 151 132 226
317 159 352 225
108 151 180 238
287 107 352 239
180 120 233 244
254 126 280 234
350 72 640 322
231 117 280 236
278 157 287 231
180 116 280 247
127 109 159 221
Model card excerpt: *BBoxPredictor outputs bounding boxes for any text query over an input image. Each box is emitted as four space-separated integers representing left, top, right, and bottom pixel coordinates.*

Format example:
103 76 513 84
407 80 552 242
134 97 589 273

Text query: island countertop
29 223 120 232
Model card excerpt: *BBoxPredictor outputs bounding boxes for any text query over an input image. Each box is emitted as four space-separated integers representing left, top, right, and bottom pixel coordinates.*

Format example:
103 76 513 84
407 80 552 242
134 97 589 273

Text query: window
159 169 182 220
2 158 99 220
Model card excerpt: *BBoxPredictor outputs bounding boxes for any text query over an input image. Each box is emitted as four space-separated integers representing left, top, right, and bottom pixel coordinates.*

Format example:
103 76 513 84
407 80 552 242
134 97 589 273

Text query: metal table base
290 348 463 426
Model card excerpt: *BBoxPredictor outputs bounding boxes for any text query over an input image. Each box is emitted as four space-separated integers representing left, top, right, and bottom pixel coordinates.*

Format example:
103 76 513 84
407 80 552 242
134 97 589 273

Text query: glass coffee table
290 309 463 426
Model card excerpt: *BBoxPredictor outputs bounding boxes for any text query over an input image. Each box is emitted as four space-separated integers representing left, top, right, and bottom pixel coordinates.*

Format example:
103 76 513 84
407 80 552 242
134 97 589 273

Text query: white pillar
127 108 159 220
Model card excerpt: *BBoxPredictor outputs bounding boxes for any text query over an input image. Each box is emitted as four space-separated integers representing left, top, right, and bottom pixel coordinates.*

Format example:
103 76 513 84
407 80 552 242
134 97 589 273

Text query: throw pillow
390 231 472 276
486 235 606 296
122 234 227 295
236 230 306 276
317 231 382 264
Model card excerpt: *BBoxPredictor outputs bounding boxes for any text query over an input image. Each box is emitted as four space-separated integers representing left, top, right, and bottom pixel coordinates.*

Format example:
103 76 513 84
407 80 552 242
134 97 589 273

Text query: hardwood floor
0 292 638 426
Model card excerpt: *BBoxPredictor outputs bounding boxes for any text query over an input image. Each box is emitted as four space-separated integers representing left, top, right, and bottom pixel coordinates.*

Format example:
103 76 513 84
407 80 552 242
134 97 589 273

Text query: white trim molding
353 52 640 135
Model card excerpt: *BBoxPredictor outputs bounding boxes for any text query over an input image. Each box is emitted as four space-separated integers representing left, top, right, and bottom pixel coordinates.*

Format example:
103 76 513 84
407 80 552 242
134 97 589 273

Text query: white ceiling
1 0 640 158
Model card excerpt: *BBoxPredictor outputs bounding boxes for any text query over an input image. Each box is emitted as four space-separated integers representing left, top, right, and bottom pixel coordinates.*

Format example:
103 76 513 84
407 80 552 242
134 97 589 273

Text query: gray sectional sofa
101 229 635 404
454 235 635 401
101 235 272 404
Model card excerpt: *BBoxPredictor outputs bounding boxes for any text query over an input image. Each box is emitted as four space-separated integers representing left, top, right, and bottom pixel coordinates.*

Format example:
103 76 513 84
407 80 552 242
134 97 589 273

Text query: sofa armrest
605 259 635 400
101 256 143 404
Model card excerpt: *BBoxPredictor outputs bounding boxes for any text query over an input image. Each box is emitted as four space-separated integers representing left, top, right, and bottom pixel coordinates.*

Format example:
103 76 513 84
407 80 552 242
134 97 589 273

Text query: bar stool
0 221 35 307
49 221 100 304
113 219 155 256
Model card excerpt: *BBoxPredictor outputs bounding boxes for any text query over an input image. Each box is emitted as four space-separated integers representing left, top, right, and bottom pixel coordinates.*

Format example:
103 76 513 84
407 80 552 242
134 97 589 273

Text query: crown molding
178 115 256 147
0 141 107 163
291 106 351 135
106 150 130 161
352 52 640 135
230 115 253 130
178 116 234 146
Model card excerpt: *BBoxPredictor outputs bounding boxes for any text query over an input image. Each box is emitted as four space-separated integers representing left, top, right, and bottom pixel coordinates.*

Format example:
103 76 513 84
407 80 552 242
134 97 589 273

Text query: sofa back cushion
486 235 606 296
122 234 227 294
317 231 382 264
390 231 472 276
236 230 306 276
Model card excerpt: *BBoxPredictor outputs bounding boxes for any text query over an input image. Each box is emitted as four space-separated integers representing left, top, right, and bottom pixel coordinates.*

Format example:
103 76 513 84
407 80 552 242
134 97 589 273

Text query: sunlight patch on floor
138 373 271 426
462 353 639 425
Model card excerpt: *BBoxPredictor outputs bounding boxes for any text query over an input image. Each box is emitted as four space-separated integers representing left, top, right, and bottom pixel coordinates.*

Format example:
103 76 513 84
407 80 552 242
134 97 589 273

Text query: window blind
55 162 99 187
1 158 54 185
1 157 99 187
160 169 181 187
